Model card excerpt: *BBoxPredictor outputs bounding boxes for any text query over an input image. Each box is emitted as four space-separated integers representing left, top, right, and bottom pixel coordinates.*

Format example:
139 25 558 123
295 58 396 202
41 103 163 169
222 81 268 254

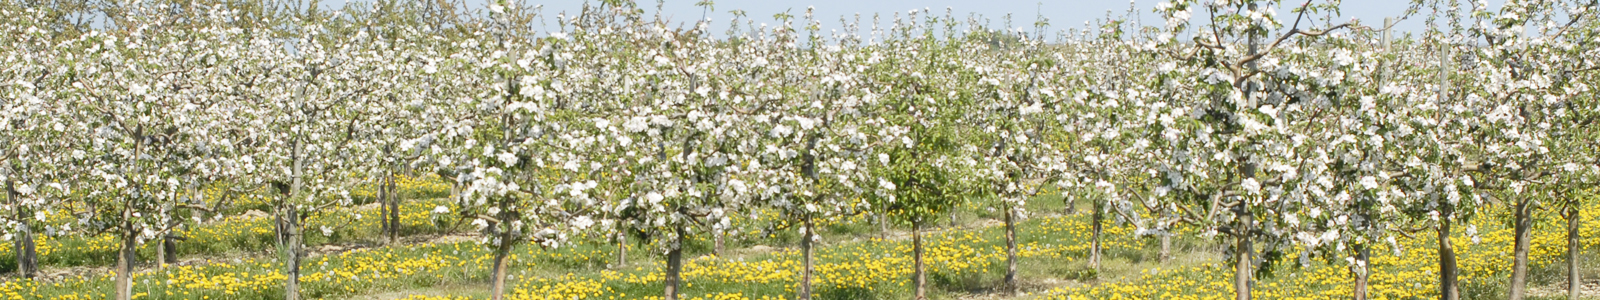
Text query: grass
0 181 1592 300
0 197 461 274
0 202 1162 299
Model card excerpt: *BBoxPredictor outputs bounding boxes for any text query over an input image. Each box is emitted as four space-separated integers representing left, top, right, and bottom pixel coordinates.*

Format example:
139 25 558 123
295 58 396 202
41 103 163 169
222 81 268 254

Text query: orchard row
1 0 1596 300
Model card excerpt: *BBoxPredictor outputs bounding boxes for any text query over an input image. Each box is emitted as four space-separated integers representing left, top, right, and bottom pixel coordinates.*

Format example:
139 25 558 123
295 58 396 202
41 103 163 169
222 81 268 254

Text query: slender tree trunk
1567 203 1581 300
387 172 400 244
274 208 287 249
1234 214 1253 300
284 209 303 300
615 231 628 267
283 138 306 300
1431 34 1462 299
1090 200 1103 270
1354 206 1374 300
1237 6 1260 298
15 222 36 279
162 232 178 265
1509 198 1533 300
714 229 724 256
799 213 814 300
1439 205 1460 300
157 206 178 269
272 202 292 300
115 227 136 300
7 181 37 279
165 187 193 266
490 226 513 300
285 227 302 300
1160 233 1172 263
664 227 685 300
1353 245 1370 300
1434 34 1462 300
1004 206 1019 294
378 171 391 245
913 222 928 300
156 230 167 268
115 127 145 300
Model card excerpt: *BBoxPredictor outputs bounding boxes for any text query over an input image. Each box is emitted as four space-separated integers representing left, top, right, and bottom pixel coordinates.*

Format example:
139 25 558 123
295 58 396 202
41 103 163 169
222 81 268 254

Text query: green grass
0 189 1592 300
0 198 462 273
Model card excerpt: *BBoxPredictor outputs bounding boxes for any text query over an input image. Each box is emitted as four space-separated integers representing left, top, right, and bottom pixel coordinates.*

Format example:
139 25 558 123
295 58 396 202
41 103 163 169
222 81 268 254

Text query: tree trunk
1353 245 1370 300
1567 203 1581 300
1237 6 1259 298
163 231 179 265
1234 215 1253 300
799 213 814 300
490 226 513 300
7 181 37 279
713 229 724 256
913 222 927 300
282 137 306 300
115 128 144 300
158 215 178 268
1354 205 1374 300
14 222 37 279
1160 233 1172 263
664 227 685 300
156 233 168 269
115 228 136 300
387 172 400 245
274 202 286 246
1090 200 1103 270
1509 198 1533 300
1004 206 1019 294
378 172 389 243
284 209 303 300
1439 206 1460 300
1435 35 1461 300
615 231 628 267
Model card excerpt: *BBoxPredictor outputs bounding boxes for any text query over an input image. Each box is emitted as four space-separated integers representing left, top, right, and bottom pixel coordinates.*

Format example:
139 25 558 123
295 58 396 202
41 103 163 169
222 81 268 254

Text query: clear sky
454 0 1506 39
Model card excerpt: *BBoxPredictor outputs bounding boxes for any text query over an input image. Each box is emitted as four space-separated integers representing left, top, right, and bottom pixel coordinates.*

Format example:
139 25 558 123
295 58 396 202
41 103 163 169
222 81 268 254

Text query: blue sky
454 0 1506 38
